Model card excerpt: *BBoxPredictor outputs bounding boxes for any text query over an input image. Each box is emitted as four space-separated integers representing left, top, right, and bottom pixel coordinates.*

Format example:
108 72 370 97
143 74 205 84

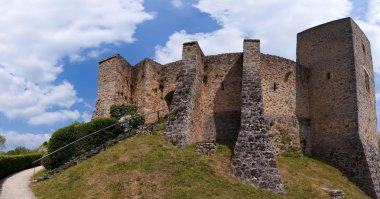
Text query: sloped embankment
32 131 369 199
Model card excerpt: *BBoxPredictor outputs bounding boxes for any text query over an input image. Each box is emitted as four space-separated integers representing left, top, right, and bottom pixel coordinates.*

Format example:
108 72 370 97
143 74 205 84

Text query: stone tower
92 54 133 119
297 17 380 198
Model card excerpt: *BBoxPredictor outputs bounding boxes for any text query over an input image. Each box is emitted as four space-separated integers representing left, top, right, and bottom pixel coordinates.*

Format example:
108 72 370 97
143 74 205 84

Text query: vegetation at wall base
32 131 368 199
0 152 43 180
42 117 122 170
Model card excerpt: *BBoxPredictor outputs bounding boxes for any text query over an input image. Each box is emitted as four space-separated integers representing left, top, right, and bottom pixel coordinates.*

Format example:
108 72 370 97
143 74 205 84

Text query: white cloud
171 0 184 8
29 110 80 125
356 0 380 73
155 0 352 63
0 0 153 125
81 111 92 123
1 131 50 151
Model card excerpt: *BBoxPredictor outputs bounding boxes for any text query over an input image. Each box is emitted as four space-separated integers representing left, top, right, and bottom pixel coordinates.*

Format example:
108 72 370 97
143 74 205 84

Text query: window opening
365 70 370 92
362 43 366 54
326 72 330 80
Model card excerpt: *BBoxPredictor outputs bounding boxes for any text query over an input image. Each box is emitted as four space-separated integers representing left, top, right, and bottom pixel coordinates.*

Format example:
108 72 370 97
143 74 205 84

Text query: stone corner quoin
92 17 380 198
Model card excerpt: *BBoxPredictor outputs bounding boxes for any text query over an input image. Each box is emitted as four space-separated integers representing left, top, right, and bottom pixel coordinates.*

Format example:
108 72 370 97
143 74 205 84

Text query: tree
6 146 30 155
0 134 5 151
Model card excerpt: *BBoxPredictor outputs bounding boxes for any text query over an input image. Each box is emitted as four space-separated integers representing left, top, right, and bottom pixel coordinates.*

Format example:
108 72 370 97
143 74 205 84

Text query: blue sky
0 0 379 151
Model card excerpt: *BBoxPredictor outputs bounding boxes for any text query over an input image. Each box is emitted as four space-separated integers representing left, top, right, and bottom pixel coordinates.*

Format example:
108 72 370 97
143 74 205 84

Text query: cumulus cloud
155 0 352 63
355 0 380 73
0 0 153 125
1 131 50 151
29 110 80 125
171 0 184 8
81 111 92 123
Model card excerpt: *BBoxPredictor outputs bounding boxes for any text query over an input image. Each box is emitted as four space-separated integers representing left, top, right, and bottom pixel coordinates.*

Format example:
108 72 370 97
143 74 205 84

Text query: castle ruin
92 17 380 198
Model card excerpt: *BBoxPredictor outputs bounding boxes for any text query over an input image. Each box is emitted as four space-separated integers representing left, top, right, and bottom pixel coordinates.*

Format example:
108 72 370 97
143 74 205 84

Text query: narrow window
365 70 370 92
326 72 331 80
362 43 366 54
284 71 292 82
221 82 224 90
273 82 277 91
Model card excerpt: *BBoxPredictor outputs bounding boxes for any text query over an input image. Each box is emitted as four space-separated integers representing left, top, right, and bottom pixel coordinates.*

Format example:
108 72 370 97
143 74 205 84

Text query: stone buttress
230 40 285 194
163 42 205 148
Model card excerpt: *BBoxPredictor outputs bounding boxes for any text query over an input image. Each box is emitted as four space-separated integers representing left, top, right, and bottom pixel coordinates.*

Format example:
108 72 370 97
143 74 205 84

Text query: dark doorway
164 91 175 110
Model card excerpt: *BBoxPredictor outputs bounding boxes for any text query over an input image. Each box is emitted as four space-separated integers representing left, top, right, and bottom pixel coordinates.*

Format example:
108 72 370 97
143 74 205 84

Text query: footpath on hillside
0 166 43 199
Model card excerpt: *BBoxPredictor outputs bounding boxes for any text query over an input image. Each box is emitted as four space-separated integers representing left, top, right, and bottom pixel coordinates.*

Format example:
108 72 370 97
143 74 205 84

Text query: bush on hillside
110 104 138 120
121 113 145 130
0 153 43 180
42 118 122 170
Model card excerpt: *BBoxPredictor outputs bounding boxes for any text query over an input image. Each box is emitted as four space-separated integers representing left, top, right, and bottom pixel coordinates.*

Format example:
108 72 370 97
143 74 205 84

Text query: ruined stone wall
260 54 300 155
297 17 380 198
92 54 132 119
164 42 205 147
202 53 242 142
231 40 284 194
132 59 167 123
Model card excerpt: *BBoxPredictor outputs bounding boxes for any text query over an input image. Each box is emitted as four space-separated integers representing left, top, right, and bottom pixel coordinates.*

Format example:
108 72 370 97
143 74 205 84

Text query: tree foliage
6 146 30 155
110 104 138 120
0 134 5 151
42 118 123 169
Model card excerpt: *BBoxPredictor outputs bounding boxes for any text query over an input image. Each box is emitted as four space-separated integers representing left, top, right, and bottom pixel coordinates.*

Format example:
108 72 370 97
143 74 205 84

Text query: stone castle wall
260 54 300 155
202 53 243 142
132 59 167 123
92 17 379 198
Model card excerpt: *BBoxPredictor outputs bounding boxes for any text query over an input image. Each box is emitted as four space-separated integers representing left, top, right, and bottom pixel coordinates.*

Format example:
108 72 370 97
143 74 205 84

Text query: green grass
32 133 369 199
31 168 48 180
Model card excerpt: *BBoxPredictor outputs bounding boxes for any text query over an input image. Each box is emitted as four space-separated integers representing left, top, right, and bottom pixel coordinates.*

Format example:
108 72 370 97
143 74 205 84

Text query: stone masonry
230 40 284 194
297 17 380 198
163 41 205 148
92 17 380 197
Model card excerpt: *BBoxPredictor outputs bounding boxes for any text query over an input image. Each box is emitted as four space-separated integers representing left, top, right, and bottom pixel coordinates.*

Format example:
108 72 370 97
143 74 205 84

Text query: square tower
297 17 380 198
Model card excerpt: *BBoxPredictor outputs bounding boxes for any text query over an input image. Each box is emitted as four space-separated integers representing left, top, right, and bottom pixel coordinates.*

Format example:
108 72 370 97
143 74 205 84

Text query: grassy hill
32 131 369 199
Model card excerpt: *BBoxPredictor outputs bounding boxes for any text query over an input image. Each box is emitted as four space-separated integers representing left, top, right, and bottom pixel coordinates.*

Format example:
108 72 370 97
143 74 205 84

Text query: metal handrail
33 108 167 164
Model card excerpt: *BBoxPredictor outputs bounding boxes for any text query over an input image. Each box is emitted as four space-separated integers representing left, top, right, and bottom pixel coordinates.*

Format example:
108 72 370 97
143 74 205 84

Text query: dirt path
0 166 43 199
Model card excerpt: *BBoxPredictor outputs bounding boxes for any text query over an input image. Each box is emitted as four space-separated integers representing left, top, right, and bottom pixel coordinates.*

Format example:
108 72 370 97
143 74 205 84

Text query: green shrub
0 153 43 180
110 104 138 120
42 118 122 170
127 113 145 129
